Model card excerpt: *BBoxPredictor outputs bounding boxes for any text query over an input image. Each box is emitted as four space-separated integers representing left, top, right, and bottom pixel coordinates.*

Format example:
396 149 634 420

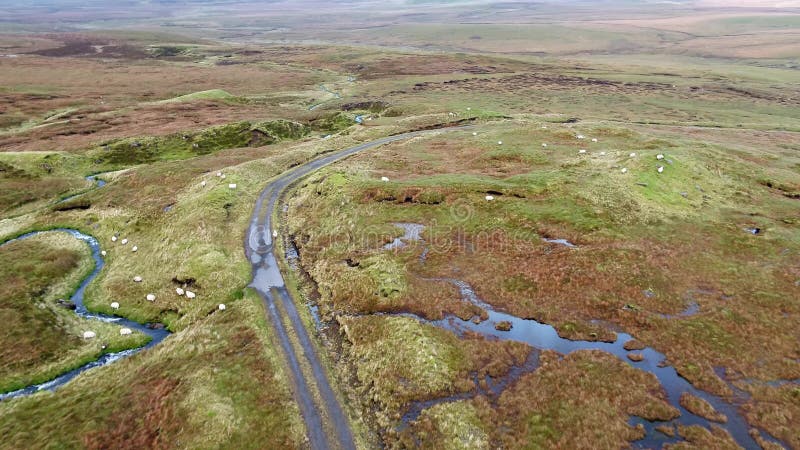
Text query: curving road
245 127 471 450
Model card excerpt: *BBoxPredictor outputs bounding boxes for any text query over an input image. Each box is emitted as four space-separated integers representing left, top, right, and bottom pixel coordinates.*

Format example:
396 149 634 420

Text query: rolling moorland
0 1 798 449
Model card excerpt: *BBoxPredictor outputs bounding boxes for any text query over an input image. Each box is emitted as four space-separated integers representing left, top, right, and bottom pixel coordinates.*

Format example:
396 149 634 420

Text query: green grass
284 116 800 444
1 30 799 448
0 291 306 449
0 231 149 394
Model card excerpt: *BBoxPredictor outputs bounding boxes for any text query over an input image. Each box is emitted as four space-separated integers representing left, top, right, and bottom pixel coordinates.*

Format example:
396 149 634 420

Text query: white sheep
272 230 278 238
467 107 472 111
621 168 628 174
542 143 548 148
381 176 389 182
133 276 143 283
221 174 226 180
176 288 185 296
579 149 587 154
111 236 117 242
218 304 226 311
217 172 223 177
497 141 503 145
629 152 637 158
121 238 128 245
472 132 477 136
657 166 664 174
541 125 548 129
591 138 598 143
186 291 196 299
600 151 607 156
120 328 132 336
201 180 207 187
83 331 96 339
146 294 156 302
131 246 138 252
485 195 495 201
656 154 664 160
229 183 237 189
577 135 585 140
101 250 107 256
110 302 120 309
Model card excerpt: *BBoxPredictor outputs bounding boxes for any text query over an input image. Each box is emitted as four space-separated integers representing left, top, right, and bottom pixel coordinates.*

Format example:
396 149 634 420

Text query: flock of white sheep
379 128 670 203
480 128 669 181
83 222 228 340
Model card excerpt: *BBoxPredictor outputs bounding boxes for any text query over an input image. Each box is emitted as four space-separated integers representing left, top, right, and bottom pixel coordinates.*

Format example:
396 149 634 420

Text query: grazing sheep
577 135 585 139
146 294 156 302
472 132 477 136
621 168 628 174
186 291 196 299
497 141 503 145
656 154 664 160
600 151 607 156
121 238 128 245
110 302 120 309
541 125 548 129
83 331 96 339
272 230 278 238
381 176 389 182
485 195 495 201
229 183 237 189
467 107 472 111
120 328 132 336
657 166 664 173
176 288 185 296
111 236 117 242
101 250 107 256
218 304 226 311
217 172 223 177
201 180 207 187
629 152 637 158
542 143 548 148
591 138 598 143
132 246 138 252
133 276 143 283
579 149 587 154
221 174 226 180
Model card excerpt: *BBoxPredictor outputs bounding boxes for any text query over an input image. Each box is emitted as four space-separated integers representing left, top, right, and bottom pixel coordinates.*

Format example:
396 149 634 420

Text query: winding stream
315 221 786 448
421 278 784 449
0 229 170 401
57 173 108 204
308 84 343 111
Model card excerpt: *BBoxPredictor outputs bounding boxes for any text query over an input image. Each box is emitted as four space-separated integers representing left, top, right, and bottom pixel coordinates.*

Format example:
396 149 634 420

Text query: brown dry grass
742 383 800 449
489 350 679 449
82 370 181 450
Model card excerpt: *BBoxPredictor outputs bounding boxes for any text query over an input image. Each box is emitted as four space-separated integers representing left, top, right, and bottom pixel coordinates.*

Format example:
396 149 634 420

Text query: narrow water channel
0 229 170 401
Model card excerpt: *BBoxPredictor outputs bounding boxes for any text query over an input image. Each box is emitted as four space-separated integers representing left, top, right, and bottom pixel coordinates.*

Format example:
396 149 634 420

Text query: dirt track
245 126 473 449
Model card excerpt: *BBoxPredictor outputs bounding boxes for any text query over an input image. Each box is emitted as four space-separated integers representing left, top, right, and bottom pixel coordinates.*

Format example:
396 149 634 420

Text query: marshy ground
1 2 799 448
